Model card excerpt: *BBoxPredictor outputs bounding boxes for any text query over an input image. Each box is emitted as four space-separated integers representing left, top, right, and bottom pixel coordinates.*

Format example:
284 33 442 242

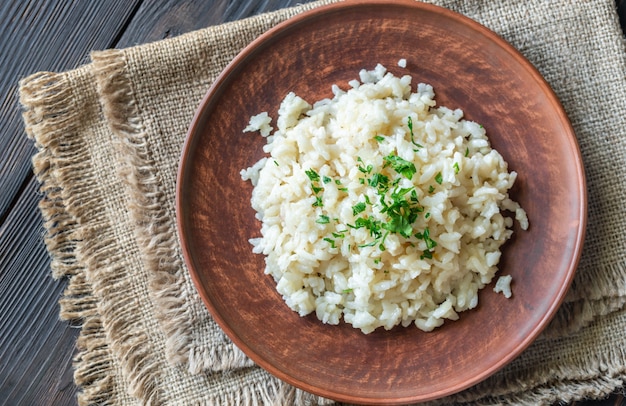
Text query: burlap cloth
18 0 626 404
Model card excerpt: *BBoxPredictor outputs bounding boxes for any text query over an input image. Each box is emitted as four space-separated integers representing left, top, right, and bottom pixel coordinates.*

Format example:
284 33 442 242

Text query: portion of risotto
241 64 528 334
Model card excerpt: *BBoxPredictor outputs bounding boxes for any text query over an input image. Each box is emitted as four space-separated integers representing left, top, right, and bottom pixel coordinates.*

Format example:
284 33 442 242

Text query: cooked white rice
494 274 513 299
241 63 528 334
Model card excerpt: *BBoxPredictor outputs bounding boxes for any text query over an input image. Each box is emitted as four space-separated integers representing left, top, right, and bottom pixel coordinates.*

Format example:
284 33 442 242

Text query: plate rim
176 1 587 403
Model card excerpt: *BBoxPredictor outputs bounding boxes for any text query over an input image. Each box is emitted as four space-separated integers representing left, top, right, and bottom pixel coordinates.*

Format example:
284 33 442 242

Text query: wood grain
0 0 624 405
115 0 317 48
0 177 79 405
0 2 143 404
0 0 143 220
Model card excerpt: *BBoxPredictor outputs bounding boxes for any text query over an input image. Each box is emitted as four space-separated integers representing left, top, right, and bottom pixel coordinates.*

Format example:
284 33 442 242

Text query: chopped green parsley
435 172 443 185
316 215 330 224
312 151 436 256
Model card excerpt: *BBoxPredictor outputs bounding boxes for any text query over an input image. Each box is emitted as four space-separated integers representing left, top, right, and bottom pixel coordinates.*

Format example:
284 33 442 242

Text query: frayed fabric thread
20 69 127 406
18 0 626 405
91 48 198 369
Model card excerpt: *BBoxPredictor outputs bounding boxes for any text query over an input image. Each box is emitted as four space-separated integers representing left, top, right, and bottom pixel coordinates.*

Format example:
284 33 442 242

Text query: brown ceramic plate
176 1 586 404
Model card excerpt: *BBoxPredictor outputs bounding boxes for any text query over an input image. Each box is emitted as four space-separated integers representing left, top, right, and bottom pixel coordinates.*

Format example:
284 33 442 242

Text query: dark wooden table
1 1 625 405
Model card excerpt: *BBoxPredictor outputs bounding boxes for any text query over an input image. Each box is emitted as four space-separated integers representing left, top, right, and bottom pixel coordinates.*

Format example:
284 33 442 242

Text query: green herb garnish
357 157 373 174
316 215 330 224
317 155 436 255
383 153 417 180
323 237 336 248
352 202 367 216
435 172 443 185
368 172 389 189
305 169 320 182
379 186 423 238
407 116 423 150
415 227 437 258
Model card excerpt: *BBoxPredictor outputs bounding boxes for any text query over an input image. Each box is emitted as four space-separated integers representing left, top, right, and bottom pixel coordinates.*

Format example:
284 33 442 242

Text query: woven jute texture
19 0 626 404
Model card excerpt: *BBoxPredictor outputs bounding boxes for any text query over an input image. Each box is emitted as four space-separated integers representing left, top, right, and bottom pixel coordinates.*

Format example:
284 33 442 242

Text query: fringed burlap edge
90 48 196 368
19 70 125 405
90 47 254 373
20 65 167 405
451 328 626 406
546 289 626 340
89 28 335 406
86 0 338 378
18 1 626 404
201 370 334 406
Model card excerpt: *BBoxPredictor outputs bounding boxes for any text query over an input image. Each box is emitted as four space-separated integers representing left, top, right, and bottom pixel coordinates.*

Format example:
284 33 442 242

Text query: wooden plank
0 1 143 405
1 1 625 406
115 0 317 48
0 176 80 405
0 0 143 221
